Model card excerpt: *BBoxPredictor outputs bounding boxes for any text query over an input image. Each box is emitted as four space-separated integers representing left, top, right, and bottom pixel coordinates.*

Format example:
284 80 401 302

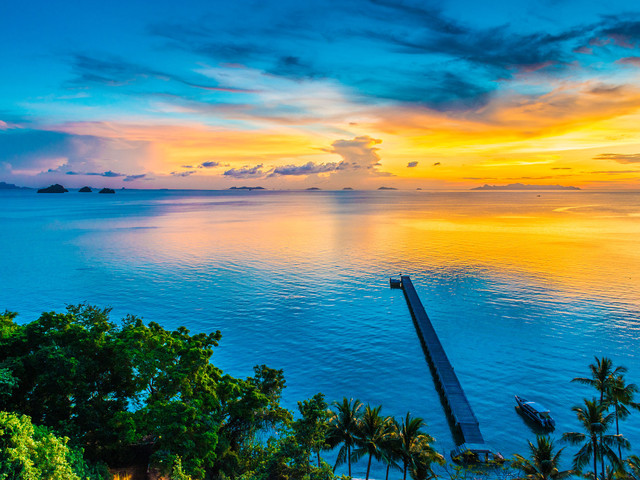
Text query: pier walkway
395 275 484 446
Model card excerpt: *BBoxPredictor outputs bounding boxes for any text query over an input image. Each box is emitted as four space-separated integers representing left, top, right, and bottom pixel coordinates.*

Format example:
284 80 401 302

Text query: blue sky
2 0 640 189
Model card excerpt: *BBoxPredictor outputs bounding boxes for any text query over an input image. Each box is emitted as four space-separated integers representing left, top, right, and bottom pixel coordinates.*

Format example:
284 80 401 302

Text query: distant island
342 187 353 190
0 181 29 190
98 188 115 194
472 183 580 191
79 186 92 193
229 186 265 190
378 186 397 190
306 187 321 190
37 184 68 193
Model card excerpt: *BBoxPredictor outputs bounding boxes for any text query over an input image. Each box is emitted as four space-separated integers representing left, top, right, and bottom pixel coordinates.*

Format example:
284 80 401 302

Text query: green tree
605 374 640 460
562 399 629 480
512 436 572 480
380 418 402 480
396 413 441 480
625 455 640 480
572 357 627 406
353 404 388 480
295 393 331 469
0 411 107 480
327 397 363 477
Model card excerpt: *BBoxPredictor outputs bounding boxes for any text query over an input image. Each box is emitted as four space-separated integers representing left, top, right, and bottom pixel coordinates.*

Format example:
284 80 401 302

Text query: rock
98 188 115 194
79 186 92 192
37 184 68 193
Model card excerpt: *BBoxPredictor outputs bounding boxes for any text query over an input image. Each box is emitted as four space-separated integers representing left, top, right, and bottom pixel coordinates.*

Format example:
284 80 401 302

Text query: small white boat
515 395 555 429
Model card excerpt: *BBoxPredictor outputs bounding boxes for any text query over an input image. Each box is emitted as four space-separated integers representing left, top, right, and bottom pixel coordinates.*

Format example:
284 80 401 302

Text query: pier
392 275 484 446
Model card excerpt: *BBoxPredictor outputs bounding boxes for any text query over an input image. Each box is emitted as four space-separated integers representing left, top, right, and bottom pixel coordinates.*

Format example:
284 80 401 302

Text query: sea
1 188 639 478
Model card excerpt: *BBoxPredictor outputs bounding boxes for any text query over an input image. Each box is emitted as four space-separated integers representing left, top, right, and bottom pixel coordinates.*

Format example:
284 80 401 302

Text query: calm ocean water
1 189 640 477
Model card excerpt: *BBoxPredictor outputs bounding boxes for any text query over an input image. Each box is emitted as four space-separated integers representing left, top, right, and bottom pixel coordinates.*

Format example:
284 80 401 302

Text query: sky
2 0 640 189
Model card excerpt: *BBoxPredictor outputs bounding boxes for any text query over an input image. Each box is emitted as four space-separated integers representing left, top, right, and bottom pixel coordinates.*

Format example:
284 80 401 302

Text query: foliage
512 436 572 480
0 306 292 479
562 398 629 480
327 397 363 477
0 410 108 480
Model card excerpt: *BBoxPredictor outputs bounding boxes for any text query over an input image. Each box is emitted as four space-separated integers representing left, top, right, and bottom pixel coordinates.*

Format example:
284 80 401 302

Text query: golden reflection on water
128 192 640 306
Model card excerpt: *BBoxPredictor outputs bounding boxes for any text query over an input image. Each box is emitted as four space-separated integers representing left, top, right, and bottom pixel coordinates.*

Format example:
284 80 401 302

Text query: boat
451 443 505 464
515 395 555 429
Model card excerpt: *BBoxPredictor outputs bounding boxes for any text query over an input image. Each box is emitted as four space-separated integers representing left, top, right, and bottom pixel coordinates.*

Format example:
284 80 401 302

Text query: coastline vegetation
1 306 639 480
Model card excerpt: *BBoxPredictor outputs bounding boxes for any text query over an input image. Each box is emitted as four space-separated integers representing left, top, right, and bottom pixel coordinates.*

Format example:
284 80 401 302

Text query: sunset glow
2 0 640 189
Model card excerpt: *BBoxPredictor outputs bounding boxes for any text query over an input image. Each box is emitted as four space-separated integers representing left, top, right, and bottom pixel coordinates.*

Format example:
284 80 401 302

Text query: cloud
617 57 640 66
594 153 640 164
551 167 573 170
123 174 146 182
171 170 196 177
223 164 264 178
86 170 125 177
433 162 441 166
199 161 220 168
0 127 151 176
269 161 339 176
407 161 418 168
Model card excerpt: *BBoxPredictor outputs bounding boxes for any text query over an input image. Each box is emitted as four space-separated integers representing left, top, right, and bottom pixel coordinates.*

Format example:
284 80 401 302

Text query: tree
295 393 331 469
327 397 363 477
512 436 572 480
353 404 388 480
572 357 627 406
562 399 628 480
605 374 640 459
380 418 402 480
396 413 441 480
0 411 107 480
626 455 640 480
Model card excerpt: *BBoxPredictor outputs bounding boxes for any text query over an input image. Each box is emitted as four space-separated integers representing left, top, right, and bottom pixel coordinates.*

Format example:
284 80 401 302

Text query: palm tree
562 398 629 480
512 435 572 480
353 404 388 480
327 397 363 477
626 455 640 480
572 357 627 405
396 412 441 480
605 374 640 459
380 417 402 480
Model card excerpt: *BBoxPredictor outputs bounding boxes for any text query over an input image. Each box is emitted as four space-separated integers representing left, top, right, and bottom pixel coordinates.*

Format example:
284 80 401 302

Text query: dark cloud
433 162 441 166
223 164 264 178
595 153 640 164
269 161 339 176
65 171 80 175
171 170 196 177
68 53 254 93
588 170 640 174
86 170 125 177
181 165 194 168
551 167 573 170
199 161 220 168
123 174 146 182
407 161 418 168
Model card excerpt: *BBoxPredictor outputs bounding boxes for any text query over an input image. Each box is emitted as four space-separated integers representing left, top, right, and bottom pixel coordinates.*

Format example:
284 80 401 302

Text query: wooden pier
394 275 485 446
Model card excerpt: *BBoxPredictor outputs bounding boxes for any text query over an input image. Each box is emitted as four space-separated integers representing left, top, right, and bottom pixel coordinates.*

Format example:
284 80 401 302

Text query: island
306 187 321 190
98 188 115 194
37 184 68 193
378 186 397 190
229 186 265 190
79 186 92 193
0 181 29 190
472 183 580 191
342 187 353 190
